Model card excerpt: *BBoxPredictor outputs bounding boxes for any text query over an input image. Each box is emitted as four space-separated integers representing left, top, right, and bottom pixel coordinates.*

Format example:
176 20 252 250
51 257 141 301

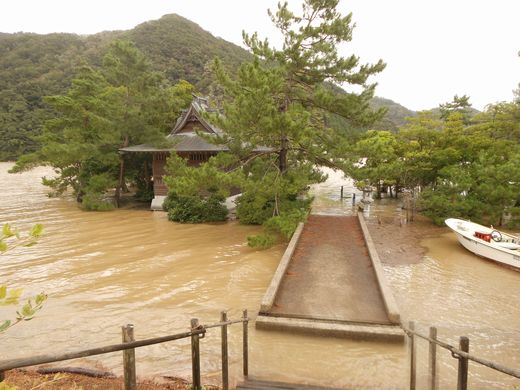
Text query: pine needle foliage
208 0 386 246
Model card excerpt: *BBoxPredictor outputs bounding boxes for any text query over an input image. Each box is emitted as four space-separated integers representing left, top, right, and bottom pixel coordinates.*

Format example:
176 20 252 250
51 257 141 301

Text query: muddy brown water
1 164 519 389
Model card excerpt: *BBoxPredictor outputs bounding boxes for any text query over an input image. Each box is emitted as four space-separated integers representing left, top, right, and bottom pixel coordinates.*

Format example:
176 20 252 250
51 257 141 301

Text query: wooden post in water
352 193 356 205
340 186 344 200
428 327 438 390
457 336 469 390
409 321 416 390
191 318 202 390
242 309 249 377
221 311 229 390
122 324 137 390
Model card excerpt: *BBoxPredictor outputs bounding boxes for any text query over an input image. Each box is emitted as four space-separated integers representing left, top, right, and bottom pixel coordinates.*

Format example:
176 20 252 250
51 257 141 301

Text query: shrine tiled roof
120 95 271 154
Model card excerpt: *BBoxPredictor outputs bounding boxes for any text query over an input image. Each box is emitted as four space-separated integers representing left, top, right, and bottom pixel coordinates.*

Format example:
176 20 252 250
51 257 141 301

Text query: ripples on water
1 164 519 389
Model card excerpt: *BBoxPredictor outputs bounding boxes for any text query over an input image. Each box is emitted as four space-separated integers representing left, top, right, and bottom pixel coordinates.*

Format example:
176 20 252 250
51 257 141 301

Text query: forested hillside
1 13 413 160
0 32 85 160
371 96 416 131
0 14 249 160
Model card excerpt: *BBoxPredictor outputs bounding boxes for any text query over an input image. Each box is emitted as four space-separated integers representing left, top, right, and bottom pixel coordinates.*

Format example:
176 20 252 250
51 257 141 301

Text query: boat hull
445 219 520 270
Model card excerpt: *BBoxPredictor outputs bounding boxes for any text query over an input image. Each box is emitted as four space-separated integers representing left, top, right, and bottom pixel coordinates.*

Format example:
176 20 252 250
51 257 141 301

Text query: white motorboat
445 218 520 270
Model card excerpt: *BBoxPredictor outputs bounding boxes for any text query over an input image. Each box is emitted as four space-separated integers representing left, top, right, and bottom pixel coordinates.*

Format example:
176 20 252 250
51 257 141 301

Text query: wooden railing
0 310 249 390
2 313 518 389
404 321 520 390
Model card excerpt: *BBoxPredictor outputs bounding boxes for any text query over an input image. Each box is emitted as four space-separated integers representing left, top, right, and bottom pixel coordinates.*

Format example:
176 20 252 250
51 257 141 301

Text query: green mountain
0 13 415 160
371 96 416 132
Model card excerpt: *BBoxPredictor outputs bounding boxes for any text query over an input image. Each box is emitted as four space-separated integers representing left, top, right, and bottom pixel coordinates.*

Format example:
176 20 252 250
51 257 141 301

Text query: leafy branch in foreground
0 288 47 333
0 223 43 252
0 224 47 334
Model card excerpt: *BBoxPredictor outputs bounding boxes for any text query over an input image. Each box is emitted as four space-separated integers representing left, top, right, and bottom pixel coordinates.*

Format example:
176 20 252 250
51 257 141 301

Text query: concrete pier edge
256 316 404 342
259 222 305 313
357 212 401 324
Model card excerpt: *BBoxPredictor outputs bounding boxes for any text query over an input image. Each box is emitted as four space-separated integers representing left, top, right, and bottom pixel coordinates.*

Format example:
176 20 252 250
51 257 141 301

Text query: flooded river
1 163 519 389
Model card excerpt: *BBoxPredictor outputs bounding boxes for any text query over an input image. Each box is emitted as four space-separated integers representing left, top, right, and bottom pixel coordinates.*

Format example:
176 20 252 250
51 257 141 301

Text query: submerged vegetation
347 94 520 227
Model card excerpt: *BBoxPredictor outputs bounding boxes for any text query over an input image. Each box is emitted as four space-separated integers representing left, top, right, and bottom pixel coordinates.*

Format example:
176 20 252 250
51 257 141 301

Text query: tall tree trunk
143 160 151 190
115 156 124 208
279 134 288 174
278 97 289 174
115 136 129 208
410 189 416 222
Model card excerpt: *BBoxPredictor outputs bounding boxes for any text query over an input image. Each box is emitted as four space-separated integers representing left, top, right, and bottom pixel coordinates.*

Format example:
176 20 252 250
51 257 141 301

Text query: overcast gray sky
1 0 518 111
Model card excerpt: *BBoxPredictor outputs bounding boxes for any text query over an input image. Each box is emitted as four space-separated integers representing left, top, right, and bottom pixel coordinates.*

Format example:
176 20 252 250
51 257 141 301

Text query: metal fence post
409 321 416 390
191 318 201 390
428 327 438 390
457 336 469 390
221 311 229 390
122 324 137 390
242 309 249 377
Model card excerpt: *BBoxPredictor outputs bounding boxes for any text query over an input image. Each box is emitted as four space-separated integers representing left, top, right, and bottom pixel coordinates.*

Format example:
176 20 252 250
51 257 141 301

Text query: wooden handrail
402 324 520 380
0 328 206 372
0 316 250 373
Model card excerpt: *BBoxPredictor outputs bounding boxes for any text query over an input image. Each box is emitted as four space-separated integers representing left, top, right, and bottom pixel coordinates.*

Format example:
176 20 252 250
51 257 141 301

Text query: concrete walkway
269 215 390 324
257 214 403 340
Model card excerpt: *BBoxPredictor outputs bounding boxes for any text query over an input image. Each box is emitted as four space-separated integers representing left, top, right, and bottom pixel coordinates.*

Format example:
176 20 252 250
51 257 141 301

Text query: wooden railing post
457 336 469 390
409 321 416 390
122 324 137 390
221 311 229 390
428 327 438 390
191 318 201 390
242 309 249 377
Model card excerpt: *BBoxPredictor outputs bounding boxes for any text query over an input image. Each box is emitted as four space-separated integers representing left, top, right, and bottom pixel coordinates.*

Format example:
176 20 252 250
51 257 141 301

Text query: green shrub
80 193 115 211
247 233 277 249
165 193 228 223
79 173 116 211
134 176 154 202
238 189 311 248
235 191 275 225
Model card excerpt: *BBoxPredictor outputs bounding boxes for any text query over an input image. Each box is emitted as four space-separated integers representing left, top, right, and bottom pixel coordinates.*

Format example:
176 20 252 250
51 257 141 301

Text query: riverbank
4 369 219 389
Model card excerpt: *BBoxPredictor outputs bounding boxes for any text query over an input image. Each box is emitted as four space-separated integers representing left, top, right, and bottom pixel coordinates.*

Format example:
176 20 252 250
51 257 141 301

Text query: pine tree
11 41 194 209
209 0 386 245
439 94 472 123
